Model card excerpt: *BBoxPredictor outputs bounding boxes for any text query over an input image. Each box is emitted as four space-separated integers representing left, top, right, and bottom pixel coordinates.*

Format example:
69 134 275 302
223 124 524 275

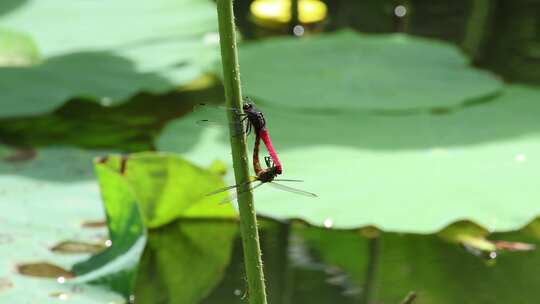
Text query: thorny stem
215 1 268 304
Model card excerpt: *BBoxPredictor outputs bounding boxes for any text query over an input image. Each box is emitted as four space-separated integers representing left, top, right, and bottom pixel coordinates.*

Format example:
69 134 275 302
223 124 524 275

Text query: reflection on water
136 219 540 304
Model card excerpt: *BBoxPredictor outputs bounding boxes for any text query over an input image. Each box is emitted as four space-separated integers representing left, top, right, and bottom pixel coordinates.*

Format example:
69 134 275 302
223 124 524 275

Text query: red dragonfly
207 129 317 202
195 97 283 174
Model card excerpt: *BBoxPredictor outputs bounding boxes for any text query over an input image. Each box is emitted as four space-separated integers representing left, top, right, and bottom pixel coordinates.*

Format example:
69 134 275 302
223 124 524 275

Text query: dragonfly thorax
257 166 280 183
243 102 265 132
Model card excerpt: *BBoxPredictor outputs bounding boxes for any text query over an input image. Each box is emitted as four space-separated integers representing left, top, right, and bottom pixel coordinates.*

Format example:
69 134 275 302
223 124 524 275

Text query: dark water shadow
0 86 221 152
159 85 540 153
201 221 356 304
197 220 540 304
154 85 540 163
252 86 540 151
0 77 223 182
135 219 237 304
0 50 175 118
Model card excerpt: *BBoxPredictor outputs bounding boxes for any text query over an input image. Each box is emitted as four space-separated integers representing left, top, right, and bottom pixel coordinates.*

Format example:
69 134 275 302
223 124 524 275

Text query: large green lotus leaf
96 153 237 227
157 85 540 233
0 52 173 118
73 152 236 297
239 30 502 111
0 145 123 303
0 0 219 118
71 163 147 297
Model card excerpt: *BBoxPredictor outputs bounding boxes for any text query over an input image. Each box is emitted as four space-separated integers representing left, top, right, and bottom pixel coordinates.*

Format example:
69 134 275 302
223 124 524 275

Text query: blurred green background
1 0 540 303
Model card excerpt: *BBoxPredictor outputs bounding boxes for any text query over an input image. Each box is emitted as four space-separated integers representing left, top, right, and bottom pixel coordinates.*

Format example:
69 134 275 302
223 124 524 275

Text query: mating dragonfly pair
199 98 317 202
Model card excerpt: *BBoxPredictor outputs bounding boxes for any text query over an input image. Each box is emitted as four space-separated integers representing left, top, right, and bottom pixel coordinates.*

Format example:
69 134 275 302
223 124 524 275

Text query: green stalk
215 1 268 303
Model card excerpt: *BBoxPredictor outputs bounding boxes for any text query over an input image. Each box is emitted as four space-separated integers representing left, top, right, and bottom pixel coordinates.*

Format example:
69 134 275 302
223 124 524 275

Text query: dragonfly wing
273 178 304 182
219 192 237 205
219 181 264 205
250 181 265 192
193 103 240 113
195 119 226 129
193 104 245 135
207 180 251 196
268 182 318 198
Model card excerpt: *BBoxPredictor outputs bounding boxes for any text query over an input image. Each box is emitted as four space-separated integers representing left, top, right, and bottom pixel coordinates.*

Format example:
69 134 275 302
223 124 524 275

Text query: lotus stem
215 1 268 303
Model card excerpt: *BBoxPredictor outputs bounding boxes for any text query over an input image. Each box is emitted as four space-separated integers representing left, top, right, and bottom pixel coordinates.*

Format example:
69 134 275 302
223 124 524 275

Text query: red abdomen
260 129 282 174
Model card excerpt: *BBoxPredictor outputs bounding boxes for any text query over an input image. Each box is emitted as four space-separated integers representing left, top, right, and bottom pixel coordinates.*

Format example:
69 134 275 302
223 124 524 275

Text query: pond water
1 1 538 303
135 219 539 304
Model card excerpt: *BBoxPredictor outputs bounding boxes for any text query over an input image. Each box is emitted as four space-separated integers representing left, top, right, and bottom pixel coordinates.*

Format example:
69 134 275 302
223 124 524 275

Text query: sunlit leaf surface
95 153 237 227
0 28 39 66
72 153 236 297
239 30 502 110
157 85 540 233
0 0 219 118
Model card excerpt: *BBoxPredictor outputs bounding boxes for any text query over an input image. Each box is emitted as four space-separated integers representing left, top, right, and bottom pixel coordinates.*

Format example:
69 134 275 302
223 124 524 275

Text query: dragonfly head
242 97 255 111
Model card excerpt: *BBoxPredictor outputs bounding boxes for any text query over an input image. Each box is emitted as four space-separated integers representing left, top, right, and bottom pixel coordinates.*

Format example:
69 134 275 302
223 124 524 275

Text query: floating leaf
0 0 219 118
73 152 236 298
0 52 173 118
157 85 540 233
239 30 502 111
17 263 74 279
51 241 106 255
96 153 237 227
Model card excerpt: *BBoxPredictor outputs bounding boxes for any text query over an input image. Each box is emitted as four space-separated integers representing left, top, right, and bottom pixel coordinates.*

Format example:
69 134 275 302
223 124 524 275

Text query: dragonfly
207 155 317 203
194 97 283 174
208 127 316 203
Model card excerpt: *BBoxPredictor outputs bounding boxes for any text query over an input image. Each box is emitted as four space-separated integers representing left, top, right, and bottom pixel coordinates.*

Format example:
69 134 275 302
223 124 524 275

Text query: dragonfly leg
264 156 273 167
245 121 252 136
